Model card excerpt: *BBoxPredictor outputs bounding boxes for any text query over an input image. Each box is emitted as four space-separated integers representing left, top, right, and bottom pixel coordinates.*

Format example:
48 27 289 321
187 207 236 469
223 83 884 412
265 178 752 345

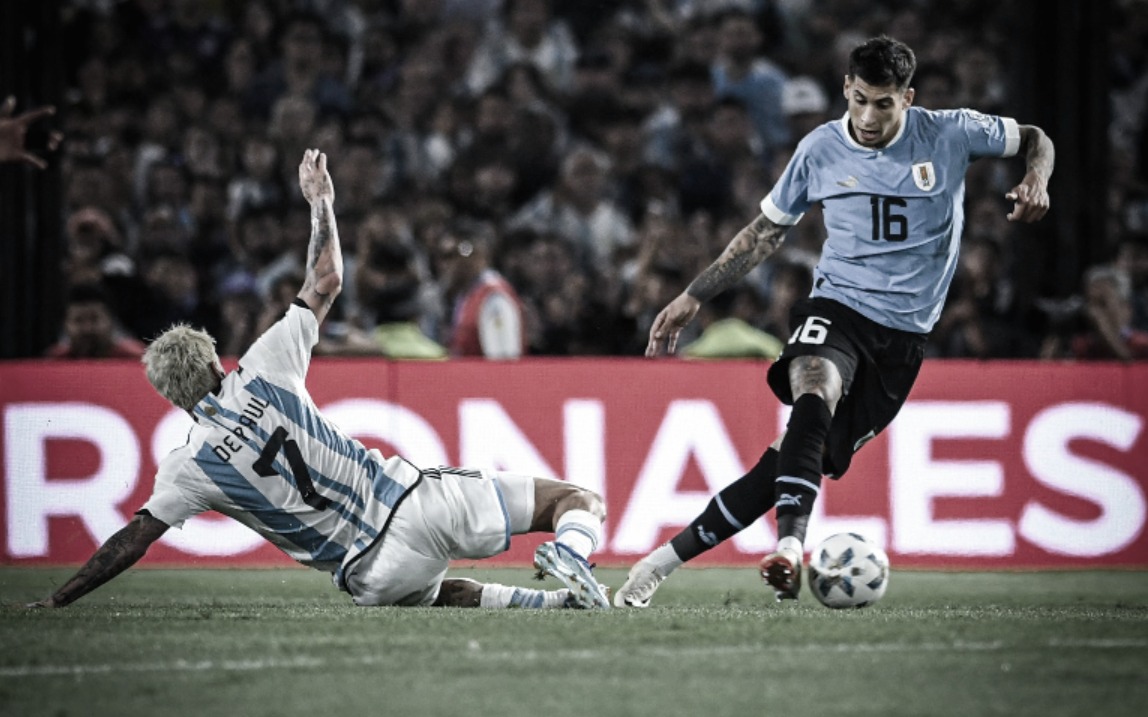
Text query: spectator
507 103 564 201
180 125 227 181
360 238 449 360
214 272 261 357
930 237 1039 358
63 206 133 288
678 95 762 216
643 60 716 171
953 45 1005 111
567 49 622 109
45 283 146 359
434 220 526 359
205 96 247 152
223 38 259 100
380 40 457 192
452 146 523 223
136 250 216 342
625 260 694 353
913 61 959 109
187 176 230 266
354 207 431 329
1115 233 1148 331
29 0 1117 361
136 203 193 264
244 11 352 120
466 0 580 96
587 100 655 222
757 258 814 345
508 144 634 266
215 207 294 300
131 95 182 206
1069 265 1148 361
330 140 384 218
681 283 783 359
505 229 604 355
710 8 790 158
268 93 319 186
780 75 830 143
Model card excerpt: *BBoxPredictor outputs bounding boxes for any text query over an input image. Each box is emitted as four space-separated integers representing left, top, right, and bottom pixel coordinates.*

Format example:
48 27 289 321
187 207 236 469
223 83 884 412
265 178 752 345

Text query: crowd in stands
45 0 1148 361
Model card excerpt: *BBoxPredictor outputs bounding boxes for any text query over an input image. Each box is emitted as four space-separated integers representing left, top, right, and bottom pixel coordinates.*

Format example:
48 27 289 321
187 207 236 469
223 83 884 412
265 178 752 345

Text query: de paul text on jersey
210 396 270 462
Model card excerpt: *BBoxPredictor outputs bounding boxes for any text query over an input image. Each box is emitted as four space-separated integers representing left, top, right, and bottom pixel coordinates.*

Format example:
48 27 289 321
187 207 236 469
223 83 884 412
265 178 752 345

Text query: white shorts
346 468 536 606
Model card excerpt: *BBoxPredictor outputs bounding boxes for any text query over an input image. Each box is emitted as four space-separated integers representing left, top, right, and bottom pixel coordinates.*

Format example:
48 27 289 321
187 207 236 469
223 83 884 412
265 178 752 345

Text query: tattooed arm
296 149 343 325
1005 125 1054 223
645 213 788 356
27 513 169 608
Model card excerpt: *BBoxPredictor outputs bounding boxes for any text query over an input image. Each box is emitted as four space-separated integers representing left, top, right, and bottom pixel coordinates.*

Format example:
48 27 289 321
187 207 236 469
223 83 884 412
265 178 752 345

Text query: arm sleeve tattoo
306 200 335 298
47 514 168 607
686 214 787 303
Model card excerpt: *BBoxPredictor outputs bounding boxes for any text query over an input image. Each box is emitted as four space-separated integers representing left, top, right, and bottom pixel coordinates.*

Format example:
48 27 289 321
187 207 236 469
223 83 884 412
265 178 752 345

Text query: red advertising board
2 359 1146 569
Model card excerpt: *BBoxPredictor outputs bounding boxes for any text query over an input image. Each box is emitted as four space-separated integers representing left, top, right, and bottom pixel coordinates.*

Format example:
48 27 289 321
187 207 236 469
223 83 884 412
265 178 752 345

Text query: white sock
479 583 571 609
554 509 602 560
644 542 684 576
778 535 804 558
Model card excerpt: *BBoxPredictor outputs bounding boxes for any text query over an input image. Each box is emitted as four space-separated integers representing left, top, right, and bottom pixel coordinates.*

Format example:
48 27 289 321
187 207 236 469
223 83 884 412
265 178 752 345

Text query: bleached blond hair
142 324 220 411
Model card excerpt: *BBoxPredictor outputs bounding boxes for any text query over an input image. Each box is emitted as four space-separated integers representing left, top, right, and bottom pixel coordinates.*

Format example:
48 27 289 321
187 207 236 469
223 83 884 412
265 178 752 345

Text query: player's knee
558 485 606 522
789 357 843 411
532 479 606 529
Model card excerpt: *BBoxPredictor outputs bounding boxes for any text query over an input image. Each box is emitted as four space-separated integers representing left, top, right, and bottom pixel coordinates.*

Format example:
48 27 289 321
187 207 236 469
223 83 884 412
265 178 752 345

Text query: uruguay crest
911 161 936 191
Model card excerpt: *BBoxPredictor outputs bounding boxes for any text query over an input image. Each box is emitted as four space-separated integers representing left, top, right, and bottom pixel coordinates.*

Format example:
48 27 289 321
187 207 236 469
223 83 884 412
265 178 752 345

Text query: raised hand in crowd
0 96 62 170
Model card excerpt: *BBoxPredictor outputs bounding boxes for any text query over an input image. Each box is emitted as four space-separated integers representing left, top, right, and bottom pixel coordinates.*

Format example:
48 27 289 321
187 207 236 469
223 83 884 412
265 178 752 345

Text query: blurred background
0 0 1139 362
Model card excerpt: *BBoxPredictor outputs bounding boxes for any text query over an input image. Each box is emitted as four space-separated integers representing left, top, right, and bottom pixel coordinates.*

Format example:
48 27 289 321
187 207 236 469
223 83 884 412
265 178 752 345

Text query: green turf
2 567 1147 717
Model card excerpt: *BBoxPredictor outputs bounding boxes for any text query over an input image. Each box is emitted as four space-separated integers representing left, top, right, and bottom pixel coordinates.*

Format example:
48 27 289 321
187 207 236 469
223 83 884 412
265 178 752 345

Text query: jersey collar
839 110 909 151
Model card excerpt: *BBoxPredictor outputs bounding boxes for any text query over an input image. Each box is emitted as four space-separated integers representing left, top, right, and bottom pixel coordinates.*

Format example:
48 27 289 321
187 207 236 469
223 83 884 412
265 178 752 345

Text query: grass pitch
2 566 1146 717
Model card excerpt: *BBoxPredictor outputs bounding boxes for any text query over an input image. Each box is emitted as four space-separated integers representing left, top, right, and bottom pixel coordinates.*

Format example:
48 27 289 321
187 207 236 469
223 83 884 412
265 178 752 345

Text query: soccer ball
807 532 890 609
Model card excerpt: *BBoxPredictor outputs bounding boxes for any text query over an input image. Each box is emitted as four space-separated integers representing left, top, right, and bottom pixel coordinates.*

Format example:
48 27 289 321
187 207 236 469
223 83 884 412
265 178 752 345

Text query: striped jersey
141 304 423 590
762 107 1020 333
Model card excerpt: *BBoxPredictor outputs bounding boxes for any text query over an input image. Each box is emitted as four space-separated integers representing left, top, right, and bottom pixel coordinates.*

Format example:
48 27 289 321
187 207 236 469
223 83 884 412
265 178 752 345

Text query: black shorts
766 297 927 479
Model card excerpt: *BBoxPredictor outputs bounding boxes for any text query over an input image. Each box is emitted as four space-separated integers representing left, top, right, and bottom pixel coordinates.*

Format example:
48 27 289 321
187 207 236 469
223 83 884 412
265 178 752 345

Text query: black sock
775 394 831 542
670 448 779 561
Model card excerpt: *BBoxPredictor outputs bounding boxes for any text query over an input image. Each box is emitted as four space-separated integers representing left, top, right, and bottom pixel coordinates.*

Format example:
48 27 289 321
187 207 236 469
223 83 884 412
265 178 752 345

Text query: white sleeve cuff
1000 117 1021 157
760 194 803 226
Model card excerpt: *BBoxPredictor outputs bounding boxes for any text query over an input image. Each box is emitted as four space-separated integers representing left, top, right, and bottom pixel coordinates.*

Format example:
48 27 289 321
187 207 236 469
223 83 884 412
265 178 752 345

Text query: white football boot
534 541 611 609
614 556 673 608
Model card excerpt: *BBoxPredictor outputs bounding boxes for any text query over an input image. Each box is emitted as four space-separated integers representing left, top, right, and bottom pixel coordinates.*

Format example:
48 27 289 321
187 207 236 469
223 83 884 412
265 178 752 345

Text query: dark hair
848 36 916 90
367 240 415 272
446 217 496 252
712 94 749 114
277 11 327 45
669 60 713 86
66 282 111 307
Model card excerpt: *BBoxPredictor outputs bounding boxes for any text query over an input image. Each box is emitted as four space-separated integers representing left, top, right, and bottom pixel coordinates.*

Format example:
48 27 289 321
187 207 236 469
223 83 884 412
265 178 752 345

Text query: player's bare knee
558 485 606 522
531 478 605 530
789 356 842 411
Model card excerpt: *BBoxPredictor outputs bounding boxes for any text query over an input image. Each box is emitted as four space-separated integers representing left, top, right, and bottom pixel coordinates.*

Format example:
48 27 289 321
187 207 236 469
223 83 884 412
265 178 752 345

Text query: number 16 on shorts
790 316 832 345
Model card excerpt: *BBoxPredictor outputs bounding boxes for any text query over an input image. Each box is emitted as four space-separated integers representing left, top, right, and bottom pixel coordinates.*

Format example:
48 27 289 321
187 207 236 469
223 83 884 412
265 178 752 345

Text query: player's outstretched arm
27 513 169 608
0 96 61 169
646 212 787 356
1005 124 1054 223
297 149 343 325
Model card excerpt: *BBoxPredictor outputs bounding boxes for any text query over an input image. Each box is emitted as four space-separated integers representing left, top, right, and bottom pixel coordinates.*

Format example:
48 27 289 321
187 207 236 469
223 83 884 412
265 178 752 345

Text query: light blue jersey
142 304 423 590
761 107 1020 333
